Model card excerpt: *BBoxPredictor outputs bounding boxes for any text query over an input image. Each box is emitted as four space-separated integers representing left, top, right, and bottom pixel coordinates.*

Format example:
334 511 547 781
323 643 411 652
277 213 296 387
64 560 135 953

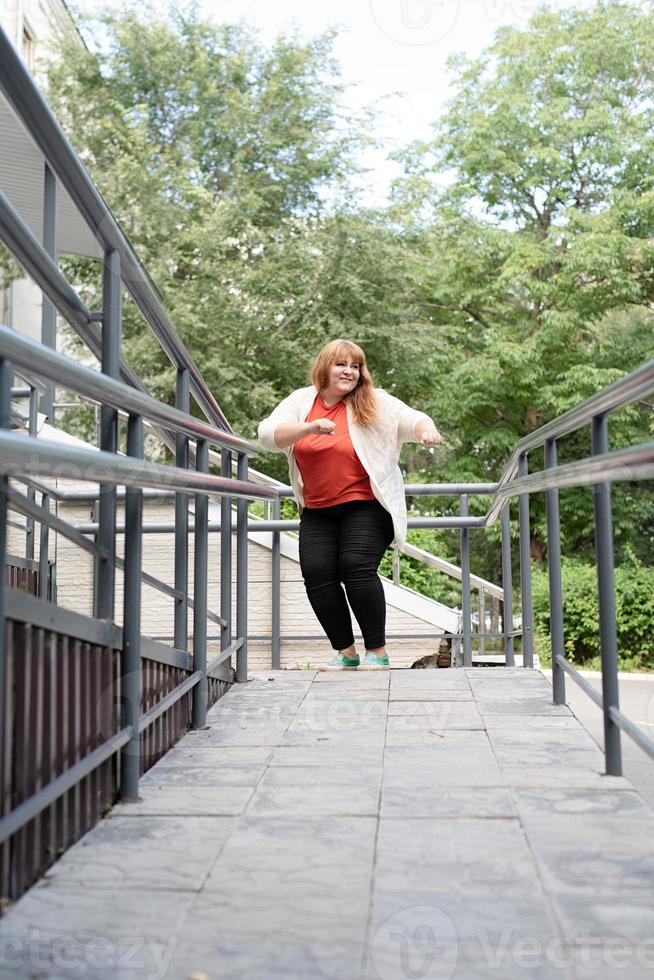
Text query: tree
390 0 654 573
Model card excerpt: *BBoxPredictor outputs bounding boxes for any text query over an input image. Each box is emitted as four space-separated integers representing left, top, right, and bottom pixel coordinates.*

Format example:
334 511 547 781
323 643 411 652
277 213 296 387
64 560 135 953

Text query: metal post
25 385 38 560
392 548 400 586
95 248 121 620
174 367 189 651
591 414 622 776
478 586 486 658
120 413 143 800
518 452 534 668
545 438 565 704
236 451 248 681
271 495 281 669
501 503 514 667
192 439 208 728
38 492 50 601
40 162 57 421
460 494 472 667
0 358 11 736
220 449 232 670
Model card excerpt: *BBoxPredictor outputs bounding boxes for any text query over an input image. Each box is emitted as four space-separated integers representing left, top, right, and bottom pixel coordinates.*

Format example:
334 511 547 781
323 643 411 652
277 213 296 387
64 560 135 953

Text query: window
21 22 36 71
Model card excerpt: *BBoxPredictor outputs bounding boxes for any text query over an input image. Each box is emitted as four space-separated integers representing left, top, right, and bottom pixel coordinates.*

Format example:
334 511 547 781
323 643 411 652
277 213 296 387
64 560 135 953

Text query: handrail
486 441 654 525
0 26 230 433
401 542 504 601
516 358 654 453
6 477 228 626
0 324 258 456
0 192 211 462
0 430 277 500
490 357 654 502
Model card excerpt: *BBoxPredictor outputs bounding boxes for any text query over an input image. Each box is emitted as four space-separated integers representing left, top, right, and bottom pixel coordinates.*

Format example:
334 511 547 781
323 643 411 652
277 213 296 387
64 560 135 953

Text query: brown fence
0 588 230 902
4 554 51 601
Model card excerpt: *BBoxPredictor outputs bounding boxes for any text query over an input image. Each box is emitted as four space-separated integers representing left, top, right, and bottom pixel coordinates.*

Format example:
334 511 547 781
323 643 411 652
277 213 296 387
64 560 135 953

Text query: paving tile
248 670 317 683
483 714 591 732
391 673 471 686
500 766 632 789
313 672 389 687
381 783 515 818
181 887 369 946
564 936 654 980
553 890 654 943
165 937 365 980
6 667 654 980
491 742 605 770
391 678 472 695
364 888 569 980
180 723 290 747
476 699 572 716
382 737 506 791
108 783 253 817
374 818 536 895
303 687 389 700
280 723 387 746
37 815 235 891
292 698 388 729
269 743 384 767
385 702 484 742
140 762 266 787
246 764 382 816
161 745 273 766
203 814 376 894
0 884 192 979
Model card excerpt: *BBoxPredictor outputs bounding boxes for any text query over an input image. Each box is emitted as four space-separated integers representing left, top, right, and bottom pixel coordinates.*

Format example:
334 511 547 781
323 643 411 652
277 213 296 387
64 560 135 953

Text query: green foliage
532 557 654 670
389 1 654 572
45 0 654 590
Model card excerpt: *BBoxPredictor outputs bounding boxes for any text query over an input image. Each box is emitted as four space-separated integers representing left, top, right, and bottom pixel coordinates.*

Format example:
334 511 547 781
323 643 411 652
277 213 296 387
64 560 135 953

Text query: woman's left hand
418 425 442 446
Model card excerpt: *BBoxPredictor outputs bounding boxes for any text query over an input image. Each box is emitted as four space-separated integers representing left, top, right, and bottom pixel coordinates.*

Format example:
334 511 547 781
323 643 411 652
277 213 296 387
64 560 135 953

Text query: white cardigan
257 385 431 549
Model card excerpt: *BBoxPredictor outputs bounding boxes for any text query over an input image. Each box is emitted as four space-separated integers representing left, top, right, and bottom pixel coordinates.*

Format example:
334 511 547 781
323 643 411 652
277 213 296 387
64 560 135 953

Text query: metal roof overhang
0 88 102 260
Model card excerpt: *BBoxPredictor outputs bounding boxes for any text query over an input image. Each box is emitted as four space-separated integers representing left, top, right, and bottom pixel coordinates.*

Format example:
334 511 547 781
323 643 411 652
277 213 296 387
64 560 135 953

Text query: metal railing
248 363 654 777
0 24 277 902
1 16 653 910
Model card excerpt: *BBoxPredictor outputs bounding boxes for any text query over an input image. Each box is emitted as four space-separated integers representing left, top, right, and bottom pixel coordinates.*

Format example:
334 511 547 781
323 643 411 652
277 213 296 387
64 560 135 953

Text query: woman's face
325 354 361 397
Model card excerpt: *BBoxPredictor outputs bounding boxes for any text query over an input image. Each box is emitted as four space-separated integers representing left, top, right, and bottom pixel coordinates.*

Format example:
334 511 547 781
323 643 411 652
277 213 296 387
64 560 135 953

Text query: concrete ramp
1 667 652 980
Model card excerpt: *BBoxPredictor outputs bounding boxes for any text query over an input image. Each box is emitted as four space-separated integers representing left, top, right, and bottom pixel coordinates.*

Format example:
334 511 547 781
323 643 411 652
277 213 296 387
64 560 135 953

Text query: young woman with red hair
258 339 442 670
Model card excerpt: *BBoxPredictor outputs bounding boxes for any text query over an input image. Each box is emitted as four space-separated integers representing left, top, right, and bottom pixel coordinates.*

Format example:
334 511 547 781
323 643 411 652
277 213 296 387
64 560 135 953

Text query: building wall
0 0 77 83
0 0 80 346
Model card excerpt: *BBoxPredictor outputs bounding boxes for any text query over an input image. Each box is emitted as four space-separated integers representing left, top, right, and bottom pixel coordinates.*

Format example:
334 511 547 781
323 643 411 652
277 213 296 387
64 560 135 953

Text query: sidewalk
1 667 653 979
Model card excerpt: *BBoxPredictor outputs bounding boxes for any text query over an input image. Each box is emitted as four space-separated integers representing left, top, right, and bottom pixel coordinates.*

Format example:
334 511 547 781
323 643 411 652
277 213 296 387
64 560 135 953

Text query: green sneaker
361 652 390 670
320 652 360 671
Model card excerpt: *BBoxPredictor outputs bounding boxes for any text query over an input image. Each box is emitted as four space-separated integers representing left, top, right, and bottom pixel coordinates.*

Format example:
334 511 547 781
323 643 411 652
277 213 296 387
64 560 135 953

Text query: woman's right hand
310 418 336 436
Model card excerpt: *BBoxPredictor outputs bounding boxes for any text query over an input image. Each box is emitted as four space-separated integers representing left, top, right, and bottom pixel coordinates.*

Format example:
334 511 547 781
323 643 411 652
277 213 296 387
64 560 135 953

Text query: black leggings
298 498 395 651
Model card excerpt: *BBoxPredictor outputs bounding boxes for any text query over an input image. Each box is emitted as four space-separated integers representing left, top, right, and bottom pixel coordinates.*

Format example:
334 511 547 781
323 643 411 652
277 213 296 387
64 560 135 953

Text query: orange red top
293 393 375 508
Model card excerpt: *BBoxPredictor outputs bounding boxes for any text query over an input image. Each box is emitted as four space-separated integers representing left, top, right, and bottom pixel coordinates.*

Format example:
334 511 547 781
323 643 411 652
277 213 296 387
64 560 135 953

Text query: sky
78 0 597 207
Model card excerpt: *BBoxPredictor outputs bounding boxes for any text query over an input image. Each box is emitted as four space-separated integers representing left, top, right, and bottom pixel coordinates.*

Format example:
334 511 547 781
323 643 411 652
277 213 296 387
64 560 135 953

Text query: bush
532 557 654 671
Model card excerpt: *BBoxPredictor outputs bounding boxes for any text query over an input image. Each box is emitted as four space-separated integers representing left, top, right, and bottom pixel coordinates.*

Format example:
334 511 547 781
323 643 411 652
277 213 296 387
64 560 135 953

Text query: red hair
308 338 379 427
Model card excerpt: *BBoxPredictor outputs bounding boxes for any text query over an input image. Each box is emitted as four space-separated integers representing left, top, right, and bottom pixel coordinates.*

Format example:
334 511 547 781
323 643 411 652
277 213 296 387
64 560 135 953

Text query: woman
257 338 442 670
